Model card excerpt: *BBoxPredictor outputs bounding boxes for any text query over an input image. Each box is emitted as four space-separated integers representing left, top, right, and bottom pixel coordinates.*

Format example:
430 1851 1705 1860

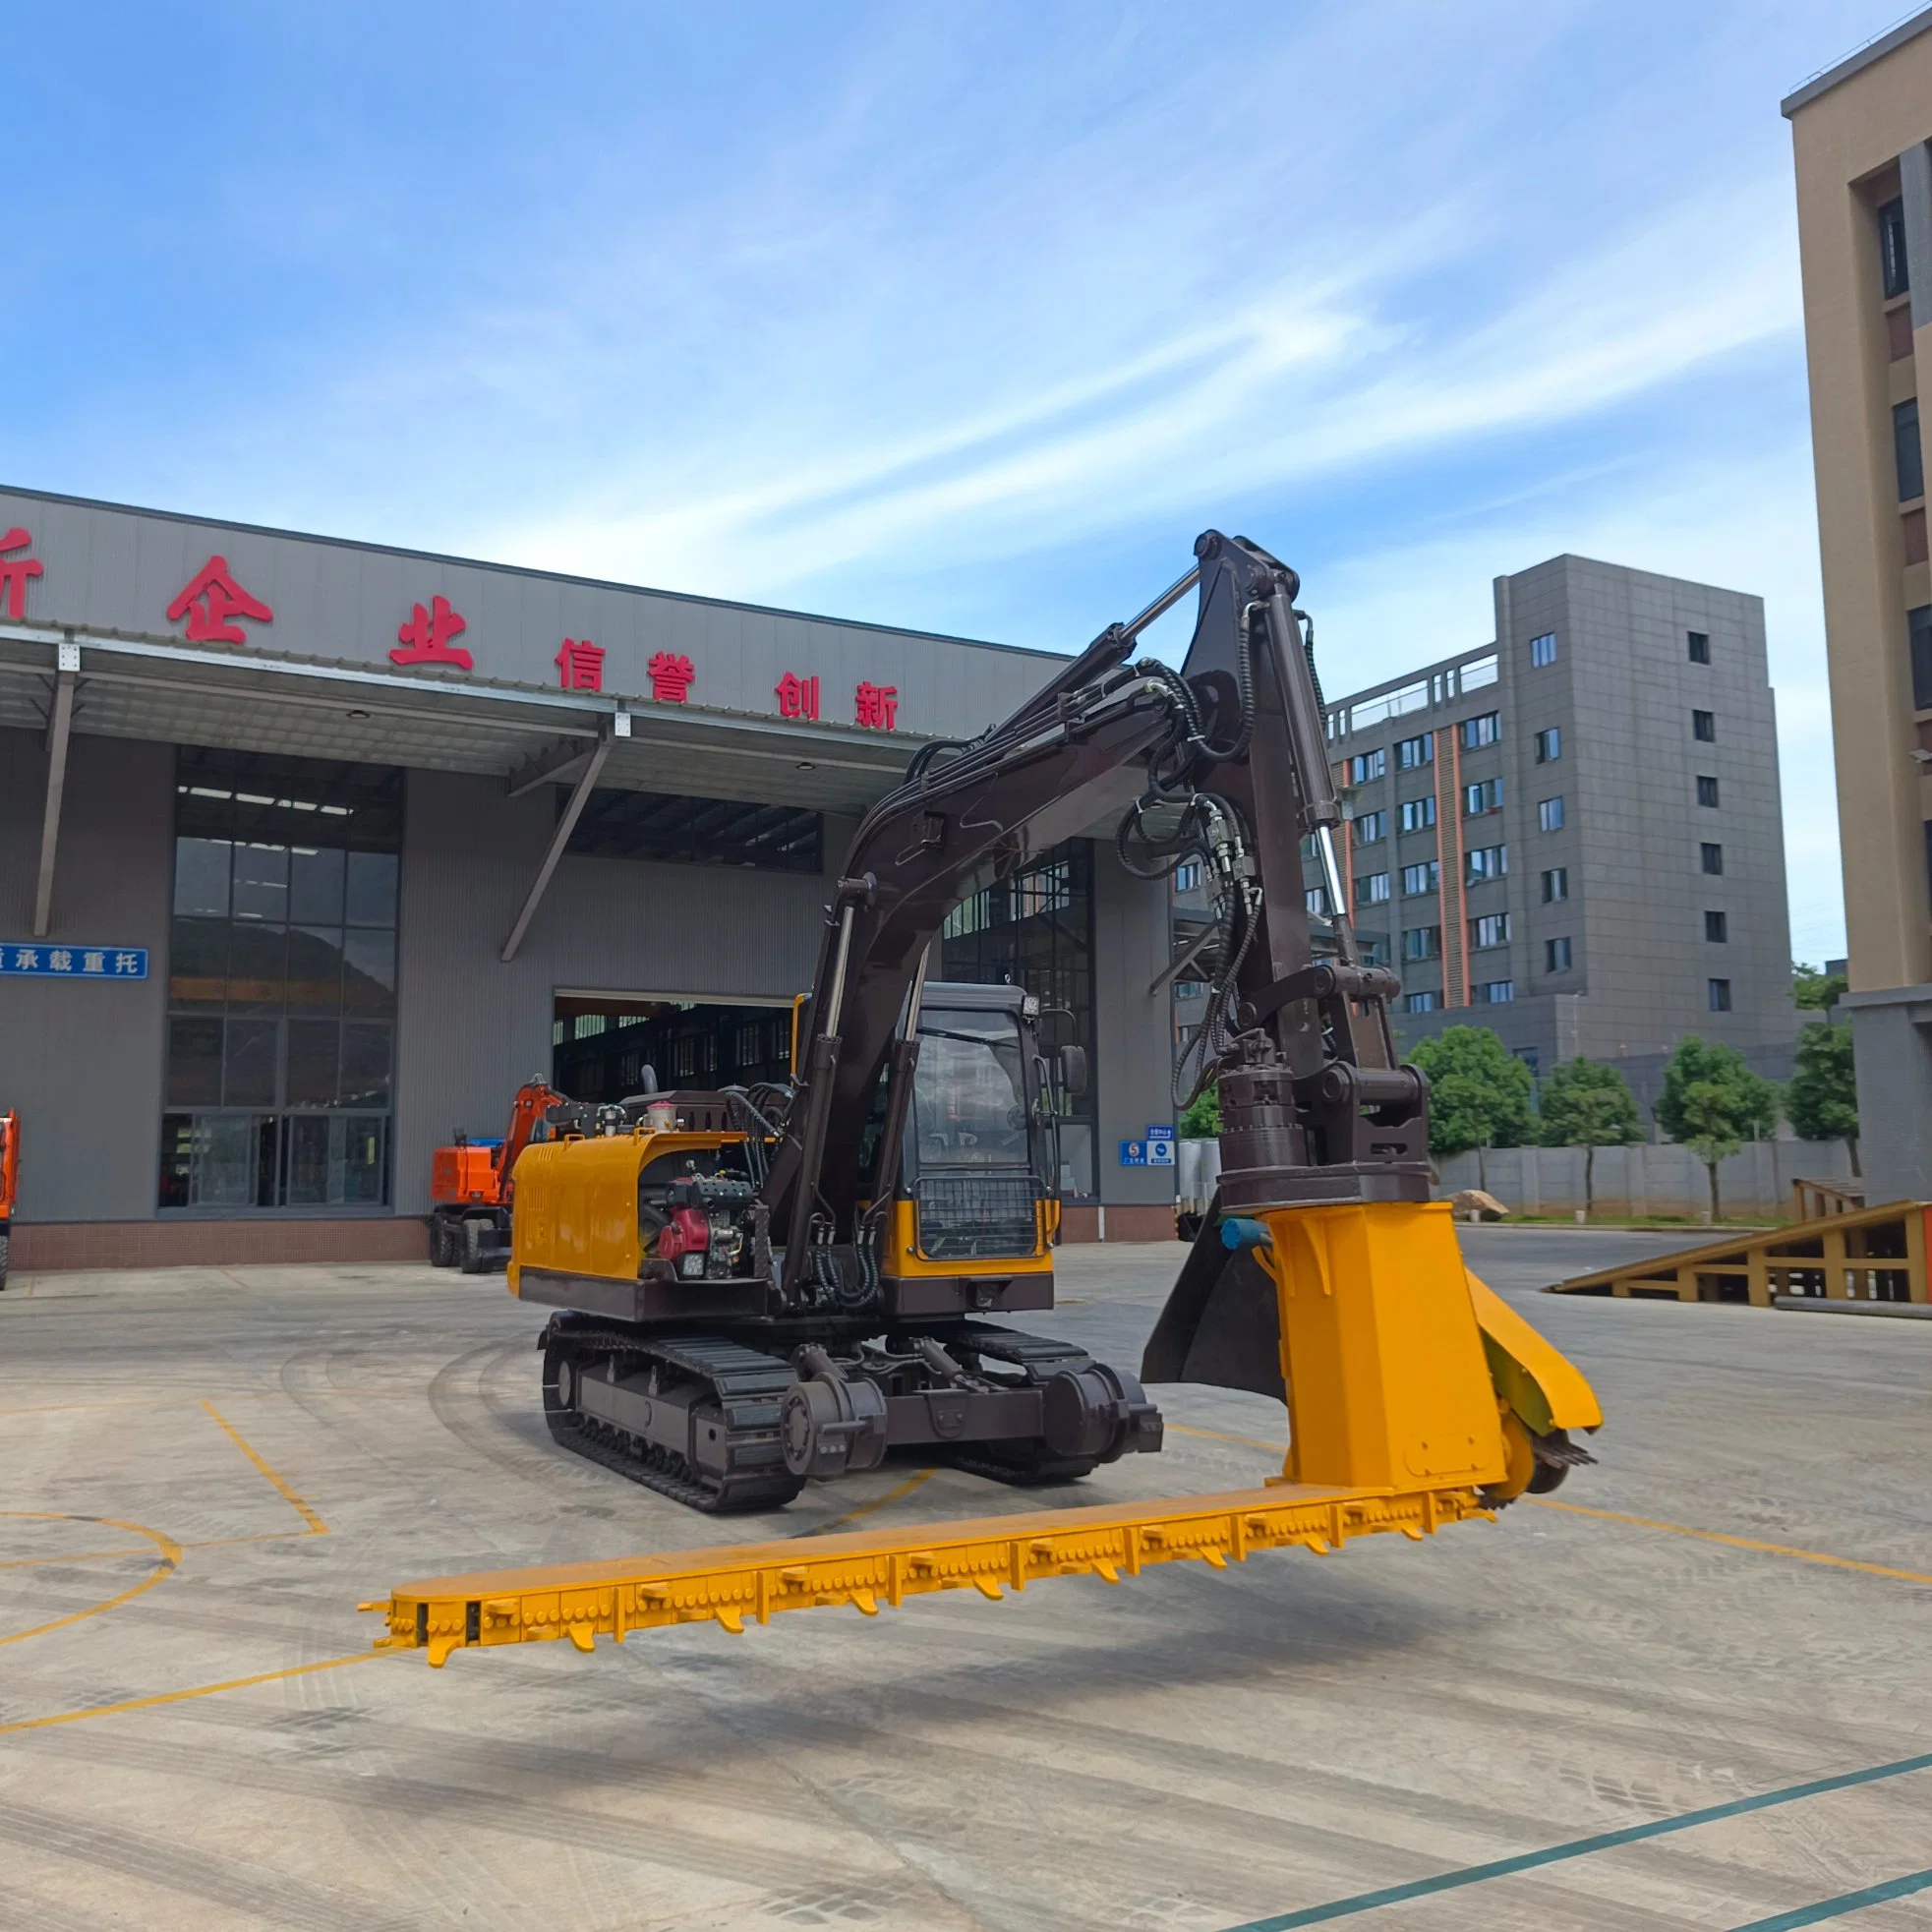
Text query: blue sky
4 2 1908 960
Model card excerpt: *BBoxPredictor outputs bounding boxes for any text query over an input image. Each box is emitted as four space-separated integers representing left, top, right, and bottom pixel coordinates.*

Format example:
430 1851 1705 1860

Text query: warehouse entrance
552 993 794 1103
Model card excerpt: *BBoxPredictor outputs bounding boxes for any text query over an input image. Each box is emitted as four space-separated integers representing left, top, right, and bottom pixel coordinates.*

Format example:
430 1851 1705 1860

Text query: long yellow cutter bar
365 1479 1494 1667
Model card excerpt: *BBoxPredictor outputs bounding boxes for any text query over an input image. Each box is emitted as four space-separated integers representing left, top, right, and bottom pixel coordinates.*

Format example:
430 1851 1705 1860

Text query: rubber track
541 1317 1129 1508
542 1319 804 1513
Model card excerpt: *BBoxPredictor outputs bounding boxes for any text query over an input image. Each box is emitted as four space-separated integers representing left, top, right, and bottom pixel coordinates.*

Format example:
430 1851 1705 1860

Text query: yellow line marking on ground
201 1401 327 1535
1528 1496 1932 1587
794 1466 938 1538
0 1545 150 1571
1167 1422 1282 1453
0 1513 182 1648
0 1650 393 1736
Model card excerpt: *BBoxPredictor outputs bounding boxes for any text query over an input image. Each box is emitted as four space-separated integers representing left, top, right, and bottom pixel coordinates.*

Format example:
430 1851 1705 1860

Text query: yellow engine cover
507 1132 744 1292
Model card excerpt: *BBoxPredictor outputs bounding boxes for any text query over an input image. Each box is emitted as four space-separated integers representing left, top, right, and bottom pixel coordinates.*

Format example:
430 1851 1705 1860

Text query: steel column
31 639 79 938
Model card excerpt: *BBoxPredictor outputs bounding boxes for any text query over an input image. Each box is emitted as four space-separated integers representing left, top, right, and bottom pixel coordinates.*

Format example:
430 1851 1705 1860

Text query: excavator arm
370 534 1603 1663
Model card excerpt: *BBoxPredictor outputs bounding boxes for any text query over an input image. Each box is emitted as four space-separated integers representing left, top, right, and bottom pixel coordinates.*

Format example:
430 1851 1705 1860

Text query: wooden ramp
1548 1199 1932 1309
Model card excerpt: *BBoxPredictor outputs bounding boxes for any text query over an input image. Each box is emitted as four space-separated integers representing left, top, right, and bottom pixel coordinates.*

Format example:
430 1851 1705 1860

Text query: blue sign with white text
1119 1140 1148 1167
0 943 148 980
1145 1124 1175 1141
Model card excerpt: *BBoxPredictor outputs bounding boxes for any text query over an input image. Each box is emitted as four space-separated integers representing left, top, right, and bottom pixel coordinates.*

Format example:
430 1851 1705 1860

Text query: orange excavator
0 1109 16 1289
428 1081 580 1273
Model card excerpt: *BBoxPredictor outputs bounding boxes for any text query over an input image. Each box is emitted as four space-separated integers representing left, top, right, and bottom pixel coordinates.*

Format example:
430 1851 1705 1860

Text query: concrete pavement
2 1229 1929 1930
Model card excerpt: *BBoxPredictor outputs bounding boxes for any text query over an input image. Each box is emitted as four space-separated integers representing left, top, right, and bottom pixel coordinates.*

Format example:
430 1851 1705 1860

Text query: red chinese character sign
0 528 43 620
167 556 273 645
391 594 472 671
648 652 695 703
854 680 899 730
775 672 820 721
556 638 604 690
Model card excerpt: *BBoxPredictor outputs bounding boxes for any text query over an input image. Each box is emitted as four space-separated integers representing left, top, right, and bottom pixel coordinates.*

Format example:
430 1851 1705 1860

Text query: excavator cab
879 981 1061 1312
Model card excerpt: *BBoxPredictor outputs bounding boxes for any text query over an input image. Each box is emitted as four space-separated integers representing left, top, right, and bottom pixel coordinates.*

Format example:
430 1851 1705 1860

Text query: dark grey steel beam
499 730 614 963
506 737 596 798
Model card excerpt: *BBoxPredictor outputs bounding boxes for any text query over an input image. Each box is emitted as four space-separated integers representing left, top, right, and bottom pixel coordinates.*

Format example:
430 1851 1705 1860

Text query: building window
1692 709 1716 742
1354 809 1387 844
1705 909 1728 943
1687 630 1711 664
1401 860 1439 897
1542 866 1568 903
941 836 1095 1197
1464 778 1503 816
1399 795 1436 833
1405 990 1438 1014
1708 977 1732 1013
1355 871 1391 907
159 748 402 1213
1347 749 1387 785
1466 845 1507 883
1174 861 1201 892
1305 885 1332 916
1475 980 1515 1004
1533 727 1560 763
1546 936 1572 972
1701 843 1724 875
1528 632 1557 668
1538 796 1564 833
1402 925 1441 961
567 790 822 872
1880 196 1910 299
1696 775 1721 807
1357 931 1392 967
1471 911 1510 949
1395 733 1434 770
1897 398 1924 502
1461 712 1500 749
1911 605 1932 712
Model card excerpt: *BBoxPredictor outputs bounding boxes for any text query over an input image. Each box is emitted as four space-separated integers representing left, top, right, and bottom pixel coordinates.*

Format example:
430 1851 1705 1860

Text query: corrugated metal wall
0 727 173 1221
392 768 857 1214
1091 852 1175 1205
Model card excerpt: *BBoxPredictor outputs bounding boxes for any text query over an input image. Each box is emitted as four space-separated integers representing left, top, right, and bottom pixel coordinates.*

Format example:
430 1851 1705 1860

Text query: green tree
1786 1022 1859 1176
1538 1057 1643 1219
1655 1035 1783 1220
1179 1083 1221 1139
1407 1026 1535 1182
1792 961 1847 1010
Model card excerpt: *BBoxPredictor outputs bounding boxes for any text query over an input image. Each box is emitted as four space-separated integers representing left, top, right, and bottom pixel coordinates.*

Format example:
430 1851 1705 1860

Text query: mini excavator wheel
428 1214 457 1268
458 1216 493 1274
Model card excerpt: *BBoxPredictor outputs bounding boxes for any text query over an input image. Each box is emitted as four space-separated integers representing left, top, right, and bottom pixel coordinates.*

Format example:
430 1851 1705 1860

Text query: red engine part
655 1204 712 1262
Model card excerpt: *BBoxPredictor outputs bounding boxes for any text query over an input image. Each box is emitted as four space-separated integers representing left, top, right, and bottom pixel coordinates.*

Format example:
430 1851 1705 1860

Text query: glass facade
940 838 1096 1198
159 749 402 1211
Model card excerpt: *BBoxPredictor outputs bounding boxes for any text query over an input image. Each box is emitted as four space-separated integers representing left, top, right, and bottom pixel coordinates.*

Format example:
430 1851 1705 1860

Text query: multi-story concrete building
1784 12 1932 1202
1284 555 1797 1106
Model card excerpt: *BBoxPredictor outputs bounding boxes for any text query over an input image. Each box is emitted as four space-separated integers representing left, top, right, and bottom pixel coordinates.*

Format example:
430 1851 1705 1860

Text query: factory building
0 487 1179 1266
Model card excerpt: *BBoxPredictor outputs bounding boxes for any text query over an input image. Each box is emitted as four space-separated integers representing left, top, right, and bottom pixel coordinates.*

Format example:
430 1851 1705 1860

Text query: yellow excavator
368 532 1603 1665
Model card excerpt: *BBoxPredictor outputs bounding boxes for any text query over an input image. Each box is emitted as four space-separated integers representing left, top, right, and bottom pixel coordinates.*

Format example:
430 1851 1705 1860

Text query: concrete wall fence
1435 1139 1858 1220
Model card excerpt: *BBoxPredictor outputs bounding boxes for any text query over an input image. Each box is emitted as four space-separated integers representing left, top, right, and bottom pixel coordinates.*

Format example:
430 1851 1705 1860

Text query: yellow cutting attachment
367 1479 1495 1667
